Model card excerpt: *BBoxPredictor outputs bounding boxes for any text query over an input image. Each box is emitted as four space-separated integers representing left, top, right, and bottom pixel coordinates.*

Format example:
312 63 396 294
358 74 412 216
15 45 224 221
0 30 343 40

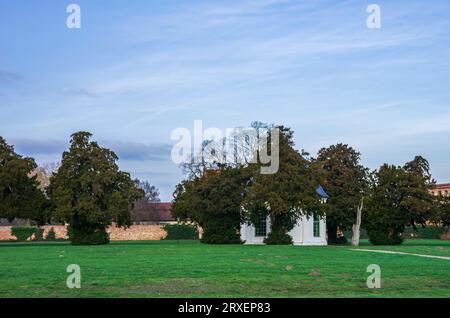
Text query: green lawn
0 239 449 298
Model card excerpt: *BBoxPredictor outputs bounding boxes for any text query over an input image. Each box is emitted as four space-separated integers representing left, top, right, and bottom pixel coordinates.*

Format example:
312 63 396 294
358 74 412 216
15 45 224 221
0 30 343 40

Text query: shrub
401 226 446 239
344 229 369 240
367 229 404 245
11 226 38 241
33 227 45 241
163 223 198 240
67 226 110 245
264 230 293 245
46 227 56 241
201 227 241 244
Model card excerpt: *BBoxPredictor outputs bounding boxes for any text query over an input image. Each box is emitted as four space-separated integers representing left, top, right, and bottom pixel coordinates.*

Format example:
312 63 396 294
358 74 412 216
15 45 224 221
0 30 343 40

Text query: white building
240 186 328 246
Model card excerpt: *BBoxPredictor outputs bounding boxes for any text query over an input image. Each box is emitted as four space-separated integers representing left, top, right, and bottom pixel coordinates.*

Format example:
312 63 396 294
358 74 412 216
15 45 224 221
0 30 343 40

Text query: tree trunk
352 197 364 246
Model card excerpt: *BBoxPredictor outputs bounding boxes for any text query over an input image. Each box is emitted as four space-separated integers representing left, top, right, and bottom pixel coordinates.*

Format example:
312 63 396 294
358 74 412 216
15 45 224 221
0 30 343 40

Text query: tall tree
0 137 49 224
315 144 369 244
404 155 434 184
48 132 143 245
243 126 323 244
364 160 434 245
172 165 250 244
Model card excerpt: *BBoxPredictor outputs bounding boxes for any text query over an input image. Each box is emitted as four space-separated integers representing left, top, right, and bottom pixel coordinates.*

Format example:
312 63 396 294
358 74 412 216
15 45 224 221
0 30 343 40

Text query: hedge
401 226 447 239
46 227 56 241
11 226 39 241
163 224 198 240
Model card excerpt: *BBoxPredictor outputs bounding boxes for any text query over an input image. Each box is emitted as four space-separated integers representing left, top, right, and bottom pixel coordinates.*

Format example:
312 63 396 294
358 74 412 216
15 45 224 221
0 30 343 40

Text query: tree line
0 132 148 245
1 126 449 245
172 123 450 245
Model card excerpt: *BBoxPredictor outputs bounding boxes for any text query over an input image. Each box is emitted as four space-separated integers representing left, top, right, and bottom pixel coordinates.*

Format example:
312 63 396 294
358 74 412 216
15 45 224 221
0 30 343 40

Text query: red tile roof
431 183 450 190
131 202 175 222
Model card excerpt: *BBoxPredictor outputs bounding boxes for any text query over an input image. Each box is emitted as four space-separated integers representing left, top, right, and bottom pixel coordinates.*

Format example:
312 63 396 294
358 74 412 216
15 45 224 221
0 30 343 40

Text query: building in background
131 202 176 225
430 183 450 197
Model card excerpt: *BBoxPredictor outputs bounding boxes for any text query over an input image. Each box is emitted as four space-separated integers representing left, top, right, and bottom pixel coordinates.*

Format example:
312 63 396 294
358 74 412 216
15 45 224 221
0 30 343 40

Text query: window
313 214 320 237
255 213 267 237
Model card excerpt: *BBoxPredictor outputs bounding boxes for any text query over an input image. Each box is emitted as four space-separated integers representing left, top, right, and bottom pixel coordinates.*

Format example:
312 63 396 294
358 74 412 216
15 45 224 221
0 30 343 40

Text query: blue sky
1 0 449 200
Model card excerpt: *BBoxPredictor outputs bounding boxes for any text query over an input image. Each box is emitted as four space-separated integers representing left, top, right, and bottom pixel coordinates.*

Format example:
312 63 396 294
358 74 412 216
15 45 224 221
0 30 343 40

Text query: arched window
313 214 320 237
255 213 267 237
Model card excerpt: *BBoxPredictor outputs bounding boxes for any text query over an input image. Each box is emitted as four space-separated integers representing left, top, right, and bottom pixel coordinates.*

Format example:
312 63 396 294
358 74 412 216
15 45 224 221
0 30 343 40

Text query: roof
131 202 175 222
431 183 450 190
316 185 329 199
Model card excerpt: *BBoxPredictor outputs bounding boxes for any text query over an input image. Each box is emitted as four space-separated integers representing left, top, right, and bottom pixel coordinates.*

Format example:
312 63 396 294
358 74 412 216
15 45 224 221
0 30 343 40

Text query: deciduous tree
315 144 369 244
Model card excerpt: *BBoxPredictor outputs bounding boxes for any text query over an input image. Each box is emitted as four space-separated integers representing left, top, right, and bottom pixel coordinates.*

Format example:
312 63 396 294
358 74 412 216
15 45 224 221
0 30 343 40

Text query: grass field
0 239 449 298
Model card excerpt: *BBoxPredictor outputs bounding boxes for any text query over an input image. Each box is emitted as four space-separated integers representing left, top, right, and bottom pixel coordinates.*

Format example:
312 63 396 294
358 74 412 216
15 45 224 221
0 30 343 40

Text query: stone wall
0 224 167 241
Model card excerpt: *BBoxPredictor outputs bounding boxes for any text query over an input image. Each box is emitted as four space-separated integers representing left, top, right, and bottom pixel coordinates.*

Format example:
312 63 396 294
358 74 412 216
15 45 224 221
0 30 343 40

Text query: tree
48 132 143 245
180 121 274 179
364 160 434 245
242 126 323 244
434 194 450 239
0 137 49 225
172 165 250 244
138 180 160 203
403 155 434 184
29 162 59 191
315 144 369 244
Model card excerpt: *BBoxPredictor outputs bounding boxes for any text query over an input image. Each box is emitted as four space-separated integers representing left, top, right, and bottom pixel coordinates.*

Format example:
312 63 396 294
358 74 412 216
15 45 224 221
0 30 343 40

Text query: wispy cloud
10 138 172 162
2 0 450 198
0 69 23 83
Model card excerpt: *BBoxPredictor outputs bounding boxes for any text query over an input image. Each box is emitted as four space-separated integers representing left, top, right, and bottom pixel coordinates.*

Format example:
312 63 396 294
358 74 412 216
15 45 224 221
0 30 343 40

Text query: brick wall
0 224 167 241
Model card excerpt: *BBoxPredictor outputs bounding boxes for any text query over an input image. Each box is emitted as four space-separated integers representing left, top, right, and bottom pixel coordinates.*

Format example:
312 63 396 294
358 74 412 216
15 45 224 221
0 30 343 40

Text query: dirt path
351 248 450 260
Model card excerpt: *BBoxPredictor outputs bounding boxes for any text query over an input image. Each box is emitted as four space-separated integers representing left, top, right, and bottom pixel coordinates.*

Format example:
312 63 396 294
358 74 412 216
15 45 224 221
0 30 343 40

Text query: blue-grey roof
316 185 329 199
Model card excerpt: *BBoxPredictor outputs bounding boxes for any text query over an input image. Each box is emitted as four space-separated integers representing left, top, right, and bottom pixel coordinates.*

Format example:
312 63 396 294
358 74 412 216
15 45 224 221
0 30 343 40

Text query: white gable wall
241 214 327 246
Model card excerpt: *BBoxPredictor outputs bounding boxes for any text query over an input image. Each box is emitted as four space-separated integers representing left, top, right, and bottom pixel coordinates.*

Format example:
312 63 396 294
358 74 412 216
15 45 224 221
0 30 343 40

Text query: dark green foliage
34 228 45 241
315 144 369 244
329 235 348 245
344 229 368 240
435 195 450 238
46 227 56 241
48 132 144 245
0 137 50 224
172 166 249 244
364 158 435 245
367 229 404 245
68 225 110 245
264 229 293 245
201 226 242 244
402 226 446 239
163 224 198 240
243 126 323 244
11 226 37 241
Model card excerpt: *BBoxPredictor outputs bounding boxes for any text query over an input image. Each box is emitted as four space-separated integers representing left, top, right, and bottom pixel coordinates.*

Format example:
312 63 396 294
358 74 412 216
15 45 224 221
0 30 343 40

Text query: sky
1 0 450 201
